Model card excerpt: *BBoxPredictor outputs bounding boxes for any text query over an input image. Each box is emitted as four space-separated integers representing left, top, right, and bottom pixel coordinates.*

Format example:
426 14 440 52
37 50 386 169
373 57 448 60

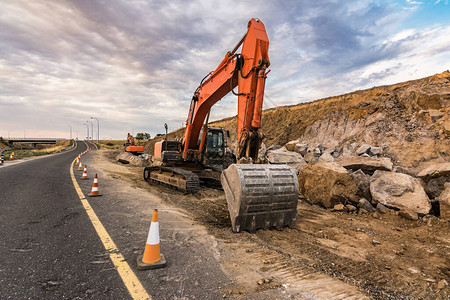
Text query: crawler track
143 166 200 193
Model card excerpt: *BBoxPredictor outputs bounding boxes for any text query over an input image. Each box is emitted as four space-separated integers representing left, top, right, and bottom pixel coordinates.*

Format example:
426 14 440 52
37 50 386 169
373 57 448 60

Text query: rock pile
268 141 449 221
116 152 152 167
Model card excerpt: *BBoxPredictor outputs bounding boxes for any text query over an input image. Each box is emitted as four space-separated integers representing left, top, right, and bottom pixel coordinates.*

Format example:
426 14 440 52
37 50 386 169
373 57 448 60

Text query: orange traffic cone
78 160 83 171
137 209 167 270
9 153 14 160
76 156 80 166
0 160 3 166
88 174 102 197
81 164 88 179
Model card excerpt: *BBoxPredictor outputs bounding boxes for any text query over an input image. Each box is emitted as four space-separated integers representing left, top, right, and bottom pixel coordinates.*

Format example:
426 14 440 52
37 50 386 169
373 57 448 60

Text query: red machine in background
144 19 298 233
125 133 144 155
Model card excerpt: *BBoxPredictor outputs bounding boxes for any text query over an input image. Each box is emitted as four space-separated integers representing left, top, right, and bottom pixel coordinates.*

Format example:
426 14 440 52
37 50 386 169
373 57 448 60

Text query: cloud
0 0 449 139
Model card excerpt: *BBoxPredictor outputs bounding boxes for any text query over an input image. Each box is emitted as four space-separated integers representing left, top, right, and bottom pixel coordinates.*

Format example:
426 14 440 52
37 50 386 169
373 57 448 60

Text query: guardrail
4 138 68 141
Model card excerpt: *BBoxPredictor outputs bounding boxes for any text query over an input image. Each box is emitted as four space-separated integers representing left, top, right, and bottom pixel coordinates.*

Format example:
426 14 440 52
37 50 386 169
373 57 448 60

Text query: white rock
337 156 393 173
258 142 267 161
266 148 306 174
370 171 431 215
356 144 371 156
369 146 383 156
342 143 357 157
318 151 334 162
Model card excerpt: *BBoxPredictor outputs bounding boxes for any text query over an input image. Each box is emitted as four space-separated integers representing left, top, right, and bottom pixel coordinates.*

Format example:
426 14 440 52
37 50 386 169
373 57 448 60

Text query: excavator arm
182 18 270 161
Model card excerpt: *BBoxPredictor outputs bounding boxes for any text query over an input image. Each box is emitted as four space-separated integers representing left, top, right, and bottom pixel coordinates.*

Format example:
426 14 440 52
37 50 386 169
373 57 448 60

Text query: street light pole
83 123 89 140
87 121 94 141
90 117 99 142
69 125 72 139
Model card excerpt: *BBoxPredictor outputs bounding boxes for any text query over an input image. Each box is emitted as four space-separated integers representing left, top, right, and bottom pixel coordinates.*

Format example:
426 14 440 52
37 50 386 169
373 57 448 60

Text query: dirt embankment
145 71 449 168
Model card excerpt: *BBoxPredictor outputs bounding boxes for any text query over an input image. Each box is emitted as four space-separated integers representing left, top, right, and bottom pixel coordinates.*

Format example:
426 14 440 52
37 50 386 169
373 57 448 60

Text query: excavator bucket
221 164 299 233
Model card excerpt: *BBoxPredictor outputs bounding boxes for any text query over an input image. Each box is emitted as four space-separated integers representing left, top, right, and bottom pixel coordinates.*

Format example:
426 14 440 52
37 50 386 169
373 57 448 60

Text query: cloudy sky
1 0 449 139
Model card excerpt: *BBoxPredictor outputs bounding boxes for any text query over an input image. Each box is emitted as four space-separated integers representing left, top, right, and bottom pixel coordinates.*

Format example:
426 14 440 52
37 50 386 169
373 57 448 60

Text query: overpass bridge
2 138 70 147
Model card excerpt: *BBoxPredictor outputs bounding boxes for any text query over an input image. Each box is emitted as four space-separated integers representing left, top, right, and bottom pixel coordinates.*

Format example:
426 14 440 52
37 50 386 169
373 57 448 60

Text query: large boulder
370 171 431 215
266 148 306 174
437 183 450 220
417 162 450 180
298 162 359 208
336 156 393 174
417 163 450 198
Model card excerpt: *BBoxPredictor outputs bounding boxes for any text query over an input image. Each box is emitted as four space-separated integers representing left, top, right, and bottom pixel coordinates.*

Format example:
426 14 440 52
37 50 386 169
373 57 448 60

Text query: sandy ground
97 150 449 299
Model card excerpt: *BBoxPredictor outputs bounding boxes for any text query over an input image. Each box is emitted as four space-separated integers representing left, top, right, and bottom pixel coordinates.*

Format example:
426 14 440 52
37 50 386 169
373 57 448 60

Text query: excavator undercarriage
143 166 200 194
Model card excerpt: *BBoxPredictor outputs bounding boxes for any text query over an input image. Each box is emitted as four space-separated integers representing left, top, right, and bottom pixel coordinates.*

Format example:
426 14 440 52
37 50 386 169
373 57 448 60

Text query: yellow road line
70 155 150 300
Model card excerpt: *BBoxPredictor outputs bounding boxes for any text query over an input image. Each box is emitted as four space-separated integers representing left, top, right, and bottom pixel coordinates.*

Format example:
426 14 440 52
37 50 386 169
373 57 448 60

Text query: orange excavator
144 19 298 233
125 133 144 154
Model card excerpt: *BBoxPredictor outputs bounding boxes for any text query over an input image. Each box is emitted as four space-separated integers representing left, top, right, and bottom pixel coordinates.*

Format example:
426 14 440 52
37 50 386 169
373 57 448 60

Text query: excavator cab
200 127 235 170
203 128 224 161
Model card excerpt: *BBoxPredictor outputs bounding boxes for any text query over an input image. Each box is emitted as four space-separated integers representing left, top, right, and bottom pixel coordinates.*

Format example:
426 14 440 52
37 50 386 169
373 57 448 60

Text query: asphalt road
0 141 229 299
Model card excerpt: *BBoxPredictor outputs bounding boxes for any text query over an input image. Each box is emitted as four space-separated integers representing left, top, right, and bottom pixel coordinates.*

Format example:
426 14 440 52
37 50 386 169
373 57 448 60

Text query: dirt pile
116 151 151 167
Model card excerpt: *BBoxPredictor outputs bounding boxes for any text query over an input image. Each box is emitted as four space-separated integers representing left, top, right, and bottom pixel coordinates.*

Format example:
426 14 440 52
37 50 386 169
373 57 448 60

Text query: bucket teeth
221 164 299 233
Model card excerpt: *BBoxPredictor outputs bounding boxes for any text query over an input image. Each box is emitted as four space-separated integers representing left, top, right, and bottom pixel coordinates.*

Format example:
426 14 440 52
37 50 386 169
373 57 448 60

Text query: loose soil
102 150 449 299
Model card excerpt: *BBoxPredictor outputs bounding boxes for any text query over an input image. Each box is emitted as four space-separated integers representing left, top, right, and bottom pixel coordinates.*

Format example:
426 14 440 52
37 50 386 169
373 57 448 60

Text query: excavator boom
183 18 270 161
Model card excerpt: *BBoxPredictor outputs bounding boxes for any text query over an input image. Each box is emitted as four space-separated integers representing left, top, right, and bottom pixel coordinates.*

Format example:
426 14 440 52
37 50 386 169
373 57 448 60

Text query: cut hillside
145 71 450 168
